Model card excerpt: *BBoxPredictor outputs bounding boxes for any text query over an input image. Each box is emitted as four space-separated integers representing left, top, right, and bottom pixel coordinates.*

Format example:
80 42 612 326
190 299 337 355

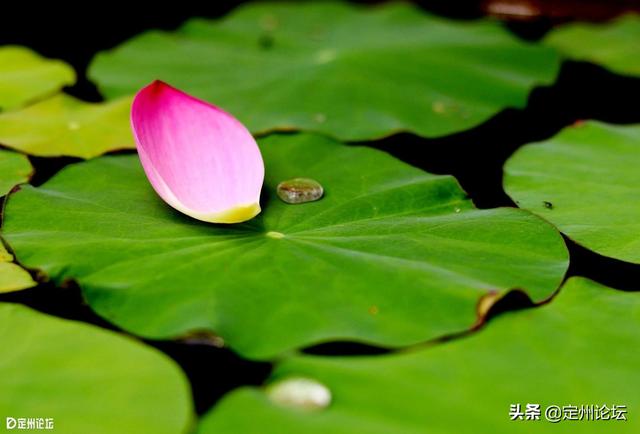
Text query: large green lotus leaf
504 121 640 263
0 303 193 433
545 15 640 77
199 277 639 434
88 2 560 140
2 134 568 359
0 149 34 292
0 46 75 111
0 148 32 196
0 242 35 293
0 93 134 159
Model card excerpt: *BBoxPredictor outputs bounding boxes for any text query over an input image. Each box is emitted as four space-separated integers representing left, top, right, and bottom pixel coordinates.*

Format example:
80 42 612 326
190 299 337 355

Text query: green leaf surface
2 134 568 359
0 242 35 293
0 46 76 111
0 93 134 159
199 277 640 434
0 148 32 196
504 121 640 263
0 149 34 292
0 303 193 434
89 2 560 140
545 14 640 77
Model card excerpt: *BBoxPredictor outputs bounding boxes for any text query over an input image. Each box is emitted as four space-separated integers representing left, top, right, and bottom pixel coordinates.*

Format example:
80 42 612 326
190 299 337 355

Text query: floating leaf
0 46 76 111
0 93 134 159
89 2 560 140
0 149 34 292
0 303 193 433
0 242 35 293
0 148 32 196
545 14 640 77
504 121 640 263
2 134 568 359
199 277 640 434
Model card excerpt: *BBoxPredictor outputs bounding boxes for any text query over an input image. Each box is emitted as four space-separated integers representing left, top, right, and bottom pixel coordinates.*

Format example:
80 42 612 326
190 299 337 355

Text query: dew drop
454 207 461 213
267 377 331 411
543 201 553 209
277 178 324 204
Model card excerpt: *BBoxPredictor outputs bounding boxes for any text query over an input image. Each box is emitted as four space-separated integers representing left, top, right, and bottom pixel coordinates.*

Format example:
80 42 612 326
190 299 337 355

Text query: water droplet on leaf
543 201 553 209
277 178 324 204
267 377 331 411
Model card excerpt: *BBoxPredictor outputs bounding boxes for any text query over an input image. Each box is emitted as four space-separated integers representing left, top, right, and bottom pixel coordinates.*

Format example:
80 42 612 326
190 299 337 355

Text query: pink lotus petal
131 81 264 223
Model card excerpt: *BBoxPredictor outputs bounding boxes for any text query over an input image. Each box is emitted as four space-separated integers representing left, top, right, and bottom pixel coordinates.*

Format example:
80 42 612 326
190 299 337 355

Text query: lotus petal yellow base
201 202 261 224
173 201 261 224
